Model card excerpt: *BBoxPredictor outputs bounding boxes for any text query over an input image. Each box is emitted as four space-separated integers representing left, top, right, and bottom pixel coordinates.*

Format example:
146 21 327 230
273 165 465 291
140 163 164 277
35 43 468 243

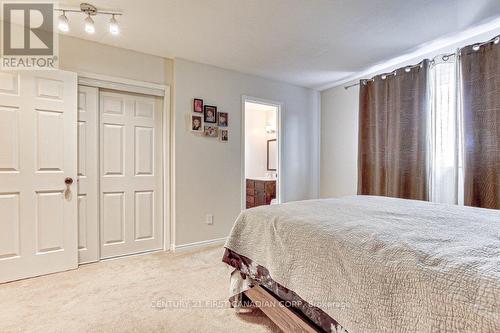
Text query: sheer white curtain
428 54 464 204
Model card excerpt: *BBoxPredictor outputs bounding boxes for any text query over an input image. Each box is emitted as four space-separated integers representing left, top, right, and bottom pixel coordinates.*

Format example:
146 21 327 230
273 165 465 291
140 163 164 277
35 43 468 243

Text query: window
428 55 463 204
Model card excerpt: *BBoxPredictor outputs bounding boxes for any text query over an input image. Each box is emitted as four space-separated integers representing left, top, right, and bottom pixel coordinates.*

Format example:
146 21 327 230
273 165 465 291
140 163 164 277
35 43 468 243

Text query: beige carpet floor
0 246 280 333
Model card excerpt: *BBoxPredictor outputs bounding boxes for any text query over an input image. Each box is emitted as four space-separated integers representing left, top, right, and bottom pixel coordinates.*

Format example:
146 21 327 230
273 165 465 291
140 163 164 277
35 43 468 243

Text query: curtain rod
344 34 500 90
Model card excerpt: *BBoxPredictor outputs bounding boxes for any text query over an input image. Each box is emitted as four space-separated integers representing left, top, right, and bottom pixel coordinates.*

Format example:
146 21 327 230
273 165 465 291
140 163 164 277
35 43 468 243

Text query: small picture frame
220 129 228 142
204 125 218 137
204 105 217 123
193 98 203 113
218 112 228 127
191 115 203 132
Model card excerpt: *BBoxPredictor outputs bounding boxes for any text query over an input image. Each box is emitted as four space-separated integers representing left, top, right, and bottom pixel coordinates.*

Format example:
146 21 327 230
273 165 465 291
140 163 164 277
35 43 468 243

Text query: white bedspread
224 196 500 332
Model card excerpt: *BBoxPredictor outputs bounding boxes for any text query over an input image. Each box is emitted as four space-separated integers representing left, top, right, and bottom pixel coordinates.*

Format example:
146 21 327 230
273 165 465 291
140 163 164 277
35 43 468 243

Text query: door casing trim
241 95 284 210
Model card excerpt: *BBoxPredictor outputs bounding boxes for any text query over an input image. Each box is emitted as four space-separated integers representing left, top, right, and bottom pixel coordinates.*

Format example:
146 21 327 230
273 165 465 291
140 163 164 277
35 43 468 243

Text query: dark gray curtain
461 42 500 209
358 60 429 200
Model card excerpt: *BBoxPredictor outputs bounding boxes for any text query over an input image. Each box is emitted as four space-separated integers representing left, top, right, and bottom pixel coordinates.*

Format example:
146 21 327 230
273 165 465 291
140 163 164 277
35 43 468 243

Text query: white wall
174 58 320 246
59 35 173 85
59 36 321 248
320 84 359 198
245 104 277 179
320 29 500 199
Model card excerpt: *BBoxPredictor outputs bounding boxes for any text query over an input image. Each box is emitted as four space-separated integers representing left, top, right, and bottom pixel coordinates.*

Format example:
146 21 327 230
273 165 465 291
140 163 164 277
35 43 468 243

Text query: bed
222 196 500 332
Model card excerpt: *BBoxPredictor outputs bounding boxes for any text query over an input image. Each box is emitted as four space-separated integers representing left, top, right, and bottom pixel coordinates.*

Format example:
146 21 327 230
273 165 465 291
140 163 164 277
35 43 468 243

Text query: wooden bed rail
244 285 319 333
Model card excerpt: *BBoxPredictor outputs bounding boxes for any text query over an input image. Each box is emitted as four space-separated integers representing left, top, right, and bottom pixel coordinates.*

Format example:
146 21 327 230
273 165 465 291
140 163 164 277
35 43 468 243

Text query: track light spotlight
58 11 69 32
109 15 119 35
84 14 95 34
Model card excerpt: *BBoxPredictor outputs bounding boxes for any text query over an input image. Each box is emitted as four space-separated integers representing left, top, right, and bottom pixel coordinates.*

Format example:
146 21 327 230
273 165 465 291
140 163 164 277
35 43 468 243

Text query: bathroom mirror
267 139 277 171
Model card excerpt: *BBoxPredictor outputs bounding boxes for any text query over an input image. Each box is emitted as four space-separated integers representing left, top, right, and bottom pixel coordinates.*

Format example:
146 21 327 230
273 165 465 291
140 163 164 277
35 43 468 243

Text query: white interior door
78 86 99 264
99 90 163 259
0 70 78 283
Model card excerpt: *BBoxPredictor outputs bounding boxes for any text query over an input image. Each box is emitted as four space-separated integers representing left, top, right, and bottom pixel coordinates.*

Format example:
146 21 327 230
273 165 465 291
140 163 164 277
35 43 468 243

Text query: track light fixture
55 3 122 35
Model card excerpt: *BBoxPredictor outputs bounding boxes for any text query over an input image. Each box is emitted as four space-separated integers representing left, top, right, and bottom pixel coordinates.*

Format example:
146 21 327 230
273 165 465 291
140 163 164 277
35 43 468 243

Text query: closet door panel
100 91 162 259
77 85 99 264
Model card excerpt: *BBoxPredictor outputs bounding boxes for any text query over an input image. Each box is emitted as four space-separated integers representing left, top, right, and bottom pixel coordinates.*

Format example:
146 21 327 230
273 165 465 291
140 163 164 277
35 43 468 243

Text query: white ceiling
59 0 500 89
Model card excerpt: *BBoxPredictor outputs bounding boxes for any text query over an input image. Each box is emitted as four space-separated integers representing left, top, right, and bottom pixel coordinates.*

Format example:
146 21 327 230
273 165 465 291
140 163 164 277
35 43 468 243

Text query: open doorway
242 96 282 210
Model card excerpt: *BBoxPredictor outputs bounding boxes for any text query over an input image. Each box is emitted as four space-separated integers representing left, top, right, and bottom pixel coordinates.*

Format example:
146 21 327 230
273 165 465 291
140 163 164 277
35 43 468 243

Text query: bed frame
244 285 320 333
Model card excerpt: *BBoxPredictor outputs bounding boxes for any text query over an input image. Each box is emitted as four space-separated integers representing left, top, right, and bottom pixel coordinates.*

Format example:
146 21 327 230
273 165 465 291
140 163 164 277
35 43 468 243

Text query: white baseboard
173 237 227 252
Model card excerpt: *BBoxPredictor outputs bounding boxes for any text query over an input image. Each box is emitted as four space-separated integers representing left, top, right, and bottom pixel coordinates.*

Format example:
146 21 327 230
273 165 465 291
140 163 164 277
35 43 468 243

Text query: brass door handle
64 177 73 201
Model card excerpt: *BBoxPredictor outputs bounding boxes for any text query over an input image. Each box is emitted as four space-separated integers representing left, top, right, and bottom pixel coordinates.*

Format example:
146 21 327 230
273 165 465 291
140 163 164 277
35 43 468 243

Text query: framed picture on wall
193 98 203 113
267 139 277 171
218 112 228 127
204 125 218 137
191 115 203 132
220 129 228 142
204 105 217 123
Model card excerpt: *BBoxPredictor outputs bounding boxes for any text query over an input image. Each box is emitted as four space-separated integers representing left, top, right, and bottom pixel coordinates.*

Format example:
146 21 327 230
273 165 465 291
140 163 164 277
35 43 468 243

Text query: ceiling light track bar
54 8 123 16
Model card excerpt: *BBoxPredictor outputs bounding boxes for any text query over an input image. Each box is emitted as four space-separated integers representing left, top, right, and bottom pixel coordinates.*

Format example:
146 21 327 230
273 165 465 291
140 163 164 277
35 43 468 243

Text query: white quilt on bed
224 196 500 333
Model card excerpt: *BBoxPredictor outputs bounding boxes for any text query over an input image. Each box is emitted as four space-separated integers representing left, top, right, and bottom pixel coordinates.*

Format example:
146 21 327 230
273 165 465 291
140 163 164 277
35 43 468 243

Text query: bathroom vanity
246 178 276 209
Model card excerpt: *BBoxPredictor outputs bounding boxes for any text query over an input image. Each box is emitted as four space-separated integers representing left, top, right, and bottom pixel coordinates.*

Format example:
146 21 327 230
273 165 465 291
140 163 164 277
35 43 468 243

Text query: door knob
64 177 73 201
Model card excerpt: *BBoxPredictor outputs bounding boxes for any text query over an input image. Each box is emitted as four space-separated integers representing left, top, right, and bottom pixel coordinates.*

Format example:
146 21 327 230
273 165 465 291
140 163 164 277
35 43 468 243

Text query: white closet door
78 86 99 264
0 70 78 283
100 90 163 258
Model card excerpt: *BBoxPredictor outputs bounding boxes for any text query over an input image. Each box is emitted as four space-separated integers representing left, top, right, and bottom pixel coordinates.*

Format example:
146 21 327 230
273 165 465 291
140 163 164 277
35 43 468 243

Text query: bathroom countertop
247 177 276 181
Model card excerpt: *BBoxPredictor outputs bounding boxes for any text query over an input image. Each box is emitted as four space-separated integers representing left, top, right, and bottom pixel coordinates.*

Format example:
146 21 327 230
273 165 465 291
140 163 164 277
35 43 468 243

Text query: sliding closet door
99 90 163 258
0 70 77 283
77 86 99 264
